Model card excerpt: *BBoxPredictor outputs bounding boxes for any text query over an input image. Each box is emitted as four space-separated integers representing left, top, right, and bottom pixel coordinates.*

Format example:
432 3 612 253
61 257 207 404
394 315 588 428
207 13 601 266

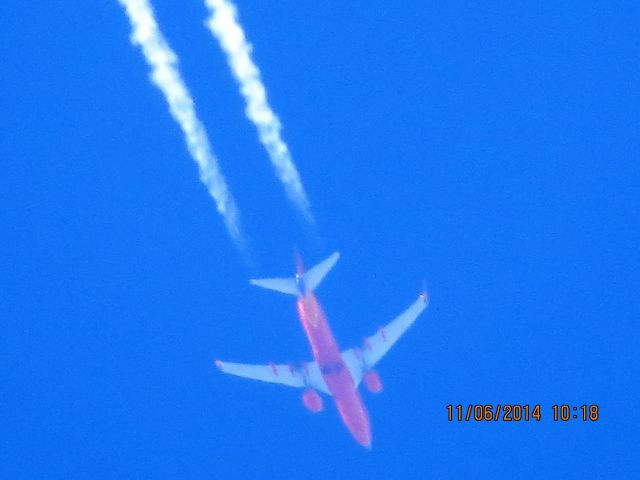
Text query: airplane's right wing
215 359 330 395
342 293 429 386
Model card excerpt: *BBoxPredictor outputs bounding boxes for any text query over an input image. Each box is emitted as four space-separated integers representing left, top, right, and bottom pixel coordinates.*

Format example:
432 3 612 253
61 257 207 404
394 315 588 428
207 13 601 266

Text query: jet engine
302 388 323 412
364 370 383 393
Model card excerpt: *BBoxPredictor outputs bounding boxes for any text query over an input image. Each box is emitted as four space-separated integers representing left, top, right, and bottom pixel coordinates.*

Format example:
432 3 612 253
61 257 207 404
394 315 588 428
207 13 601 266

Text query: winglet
420 281 429 305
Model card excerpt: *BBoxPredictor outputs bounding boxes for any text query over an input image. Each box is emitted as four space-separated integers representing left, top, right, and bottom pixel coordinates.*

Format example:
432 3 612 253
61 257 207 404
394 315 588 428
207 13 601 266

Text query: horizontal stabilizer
250 252 340 296
249 277 298 295
303 252 340 292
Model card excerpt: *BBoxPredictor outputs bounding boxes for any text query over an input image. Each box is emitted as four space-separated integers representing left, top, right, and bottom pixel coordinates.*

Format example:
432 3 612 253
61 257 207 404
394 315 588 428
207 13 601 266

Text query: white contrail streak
118 0 243 243
204 0 314 224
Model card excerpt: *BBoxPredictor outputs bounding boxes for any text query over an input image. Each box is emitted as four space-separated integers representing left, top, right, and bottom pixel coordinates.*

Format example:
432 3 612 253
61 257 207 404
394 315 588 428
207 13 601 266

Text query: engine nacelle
364 370 383 393
302 388 323 412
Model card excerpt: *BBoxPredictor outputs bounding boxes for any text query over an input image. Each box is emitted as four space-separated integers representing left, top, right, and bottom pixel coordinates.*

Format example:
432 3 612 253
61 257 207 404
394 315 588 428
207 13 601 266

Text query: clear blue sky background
1 1 638 478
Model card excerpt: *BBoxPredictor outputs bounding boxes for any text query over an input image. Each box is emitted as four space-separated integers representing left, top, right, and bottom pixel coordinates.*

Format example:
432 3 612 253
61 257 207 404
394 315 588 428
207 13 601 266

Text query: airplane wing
342 293 429 386
215 359 331 395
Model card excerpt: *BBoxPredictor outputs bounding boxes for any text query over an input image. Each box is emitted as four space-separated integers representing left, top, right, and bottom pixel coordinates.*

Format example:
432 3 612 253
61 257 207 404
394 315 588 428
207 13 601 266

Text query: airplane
215 252 429 448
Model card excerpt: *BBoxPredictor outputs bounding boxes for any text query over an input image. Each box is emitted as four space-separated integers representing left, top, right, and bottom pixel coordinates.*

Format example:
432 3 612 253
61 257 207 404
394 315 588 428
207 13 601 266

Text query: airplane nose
348 413 372 449
359 435 372 450
336 389 373 449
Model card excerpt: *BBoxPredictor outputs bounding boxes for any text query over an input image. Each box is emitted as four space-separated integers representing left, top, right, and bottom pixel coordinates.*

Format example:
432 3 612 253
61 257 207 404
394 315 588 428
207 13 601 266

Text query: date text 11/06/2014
446 404 600 422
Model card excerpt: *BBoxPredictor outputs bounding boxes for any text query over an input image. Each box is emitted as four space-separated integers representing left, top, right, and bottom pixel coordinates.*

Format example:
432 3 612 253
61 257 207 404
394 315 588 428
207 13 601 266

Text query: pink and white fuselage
296 288 371 447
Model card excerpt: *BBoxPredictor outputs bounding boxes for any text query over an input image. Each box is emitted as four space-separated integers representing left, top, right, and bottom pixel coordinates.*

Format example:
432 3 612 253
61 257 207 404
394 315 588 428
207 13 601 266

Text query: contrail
204 0 314 224
118 0 243 244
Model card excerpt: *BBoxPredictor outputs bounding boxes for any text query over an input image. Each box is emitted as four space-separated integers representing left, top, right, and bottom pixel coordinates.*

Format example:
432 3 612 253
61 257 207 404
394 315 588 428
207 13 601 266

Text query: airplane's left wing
215 359 330 395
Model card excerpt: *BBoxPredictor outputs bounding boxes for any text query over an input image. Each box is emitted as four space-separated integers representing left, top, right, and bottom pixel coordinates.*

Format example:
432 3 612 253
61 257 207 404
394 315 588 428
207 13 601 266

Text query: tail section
249 277 299 295
250 252 340 297
303 252 339 292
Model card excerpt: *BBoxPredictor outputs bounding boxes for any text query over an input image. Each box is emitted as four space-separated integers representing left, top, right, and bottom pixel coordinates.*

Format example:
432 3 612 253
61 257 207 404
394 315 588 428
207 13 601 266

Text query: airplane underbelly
320 363 372 448
320 361 353 395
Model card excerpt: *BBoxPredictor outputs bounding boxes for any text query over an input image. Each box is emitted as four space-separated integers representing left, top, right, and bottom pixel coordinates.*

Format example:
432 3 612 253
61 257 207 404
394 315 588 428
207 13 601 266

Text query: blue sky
1 1 638 478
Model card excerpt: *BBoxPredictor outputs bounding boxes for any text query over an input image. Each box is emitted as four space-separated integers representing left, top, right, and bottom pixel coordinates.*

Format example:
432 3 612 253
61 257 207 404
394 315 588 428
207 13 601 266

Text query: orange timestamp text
446 404 600 422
